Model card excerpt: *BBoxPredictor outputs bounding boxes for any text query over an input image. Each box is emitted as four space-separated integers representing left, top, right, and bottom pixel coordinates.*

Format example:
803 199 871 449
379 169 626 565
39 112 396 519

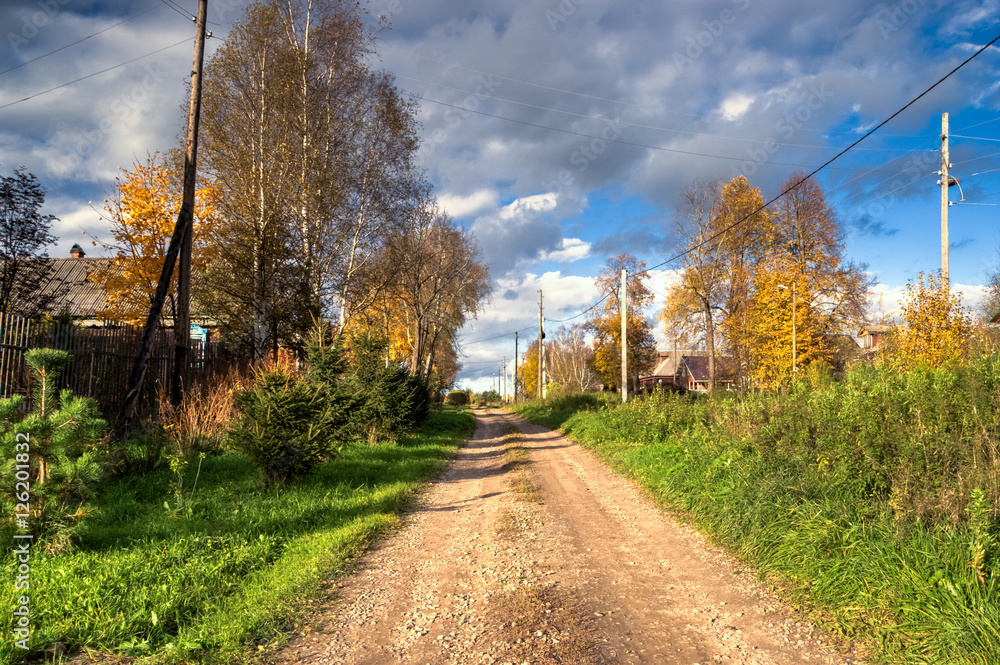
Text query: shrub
344 333 429 443
0 349 108 550
230 368 350 485
446 390 469 406
477 389 502 404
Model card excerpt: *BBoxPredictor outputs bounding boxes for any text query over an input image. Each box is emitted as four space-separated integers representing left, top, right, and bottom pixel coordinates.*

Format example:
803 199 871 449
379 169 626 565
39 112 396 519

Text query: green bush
446 390 469 406
476 389 501 404
516 358 1000 663
344 333 429 443
0 349 109 550
230 368 350 485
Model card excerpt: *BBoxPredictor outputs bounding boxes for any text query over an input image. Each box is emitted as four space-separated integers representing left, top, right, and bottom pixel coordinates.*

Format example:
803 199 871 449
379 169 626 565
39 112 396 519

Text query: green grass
0 407 475 665
513 363 1000 665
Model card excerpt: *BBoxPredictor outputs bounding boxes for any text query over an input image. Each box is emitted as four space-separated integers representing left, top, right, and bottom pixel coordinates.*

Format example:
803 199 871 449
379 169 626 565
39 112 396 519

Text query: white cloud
540 237 590 263
438 188 499 219
719 93 754 121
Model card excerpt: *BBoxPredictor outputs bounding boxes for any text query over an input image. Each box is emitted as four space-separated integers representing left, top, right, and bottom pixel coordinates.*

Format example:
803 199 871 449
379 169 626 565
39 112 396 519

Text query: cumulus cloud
540 237 590 263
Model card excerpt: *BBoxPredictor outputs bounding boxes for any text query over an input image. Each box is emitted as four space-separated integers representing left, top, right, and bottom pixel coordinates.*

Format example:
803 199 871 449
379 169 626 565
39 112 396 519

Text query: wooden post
123 0 208 423
940 112 950 289
538 290 544 400
621 268 627 403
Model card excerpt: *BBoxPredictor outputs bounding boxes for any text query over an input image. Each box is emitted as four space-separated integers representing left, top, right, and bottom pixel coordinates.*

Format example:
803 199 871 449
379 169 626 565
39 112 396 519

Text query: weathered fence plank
0 313 225 417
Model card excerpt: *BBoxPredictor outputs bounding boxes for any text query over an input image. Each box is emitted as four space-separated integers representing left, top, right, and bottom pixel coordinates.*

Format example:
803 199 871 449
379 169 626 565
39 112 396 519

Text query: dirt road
272 408 861 664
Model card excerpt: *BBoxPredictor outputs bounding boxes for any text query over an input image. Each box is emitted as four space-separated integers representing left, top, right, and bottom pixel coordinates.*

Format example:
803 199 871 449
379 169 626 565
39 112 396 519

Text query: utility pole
791 281 797 374
502 356 507 402
514 332 518 403
538 290 545 400
171 0 209 407
621 268 628 403
940 112 951 289
123 0 208 423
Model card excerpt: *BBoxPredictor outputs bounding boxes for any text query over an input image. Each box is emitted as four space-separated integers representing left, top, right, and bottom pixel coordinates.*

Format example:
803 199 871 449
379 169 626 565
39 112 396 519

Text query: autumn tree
662 174 869 390
372 205 491 382
659 177 772 389
743 174 870 388
660 181 726 390
892 271 972 368
546 324 598 393
714 176 776 385
589 253 657 392
983 252 1000 322
518 338 542 399
0 167 58 316
88 155 219 324
197 0 428 360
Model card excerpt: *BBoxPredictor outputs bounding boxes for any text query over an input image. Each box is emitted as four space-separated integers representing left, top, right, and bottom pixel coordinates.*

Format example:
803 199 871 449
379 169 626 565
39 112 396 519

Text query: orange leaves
893 271 972 369
89 155 220 324
588 254 658 390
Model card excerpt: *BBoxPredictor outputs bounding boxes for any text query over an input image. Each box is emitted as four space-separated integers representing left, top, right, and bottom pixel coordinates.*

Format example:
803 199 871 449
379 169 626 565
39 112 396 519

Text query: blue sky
1 0 999 392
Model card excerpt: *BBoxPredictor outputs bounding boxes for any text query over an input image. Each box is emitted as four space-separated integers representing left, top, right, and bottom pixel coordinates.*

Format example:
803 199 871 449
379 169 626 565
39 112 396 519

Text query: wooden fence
0 313 223 417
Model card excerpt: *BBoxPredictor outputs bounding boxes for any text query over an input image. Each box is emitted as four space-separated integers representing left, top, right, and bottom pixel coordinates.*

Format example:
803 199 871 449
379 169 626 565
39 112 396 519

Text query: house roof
7 257 133 319
858 324 893 335
644 349 704 378
681 355 734 383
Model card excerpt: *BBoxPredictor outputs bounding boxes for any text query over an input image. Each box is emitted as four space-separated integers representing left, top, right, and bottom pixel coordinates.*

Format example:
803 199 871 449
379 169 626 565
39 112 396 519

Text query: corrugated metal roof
8 258 136 318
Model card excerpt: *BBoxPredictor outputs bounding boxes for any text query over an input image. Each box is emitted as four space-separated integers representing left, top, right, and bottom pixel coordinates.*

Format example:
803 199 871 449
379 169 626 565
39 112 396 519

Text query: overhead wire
0 37 191 112
385 46 928 138
406 91 856 172
635 29 1000 279
398 74 908 152
0 2 164 78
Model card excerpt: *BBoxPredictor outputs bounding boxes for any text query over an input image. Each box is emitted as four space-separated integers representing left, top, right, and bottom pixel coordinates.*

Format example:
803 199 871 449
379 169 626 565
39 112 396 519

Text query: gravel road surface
271 408 864 664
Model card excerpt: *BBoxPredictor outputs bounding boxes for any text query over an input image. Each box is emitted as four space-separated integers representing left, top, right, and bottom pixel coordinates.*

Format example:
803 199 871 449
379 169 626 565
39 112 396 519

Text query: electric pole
940 112 950 289
514 332 518 403
538 290 545 400
502 356 507 402
123 0 208 423
621 268 628 403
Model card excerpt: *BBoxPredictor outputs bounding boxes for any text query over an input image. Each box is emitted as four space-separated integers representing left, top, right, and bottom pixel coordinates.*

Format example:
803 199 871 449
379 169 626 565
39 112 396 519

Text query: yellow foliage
88 156 220 324
745 255 826 390
893 271 972 368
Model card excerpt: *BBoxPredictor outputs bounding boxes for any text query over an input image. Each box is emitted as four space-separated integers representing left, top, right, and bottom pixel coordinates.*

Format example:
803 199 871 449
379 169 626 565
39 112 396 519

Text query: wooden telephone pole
122 0 208 422
538 290 545 399
940 112 950 289
620 268 628 403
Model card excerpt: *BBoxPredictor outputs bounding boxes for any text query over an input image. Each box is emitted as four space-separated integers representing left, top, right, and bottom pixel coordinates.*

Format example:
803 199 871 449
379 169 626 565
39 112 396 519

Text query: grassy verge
513 362 1000 664
1 407 475 665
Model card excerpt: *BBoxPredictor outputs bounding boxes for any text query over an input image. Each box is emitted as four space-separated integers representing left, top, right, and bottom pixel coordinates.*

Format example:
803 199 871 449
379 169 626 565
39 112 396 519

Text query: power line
951 134 1000 142
161 0 224 27
545 291 613 323
385 46 926 139
638 29 1000 279
407 91 855 171
0 38 191 112
399 74 908 153
0 2 163 78
461 326 534 345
